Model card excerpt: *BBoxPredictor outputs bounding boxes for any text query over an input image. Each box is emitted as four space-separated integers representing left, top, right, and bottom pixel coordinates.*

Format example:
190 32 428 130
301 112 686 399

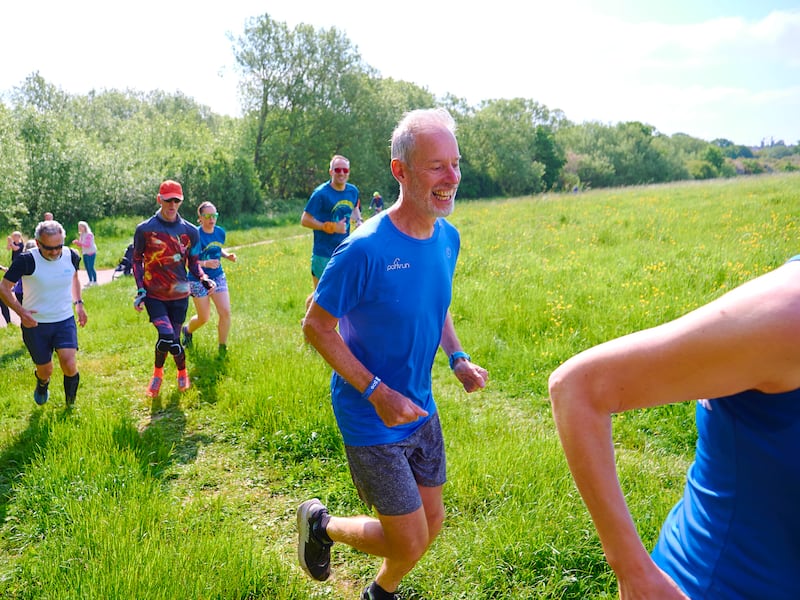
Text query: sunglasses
333 167 350 174
38 242 63 251
200 213 219 219
161 197 182 203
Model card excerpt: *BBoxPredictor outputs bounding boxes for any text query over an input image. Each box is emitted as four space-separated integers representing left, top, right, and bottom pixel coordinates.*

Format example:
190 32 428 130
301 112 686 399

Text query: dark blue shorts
22 317 78 365
144 296 189 331
344 412 446 516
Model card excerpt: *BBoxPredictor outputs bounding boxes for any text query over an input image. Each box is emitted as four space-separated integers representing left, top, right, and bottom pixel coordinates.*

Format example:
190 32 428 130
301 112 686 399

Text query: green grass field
1 173 798 599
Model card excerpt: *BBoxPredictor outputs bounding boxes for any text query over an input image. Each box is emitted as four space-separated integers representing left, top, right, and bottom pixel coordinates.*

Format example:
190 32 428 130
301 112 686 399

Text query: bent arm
302 301 374 393
301 211 343 234
440 311 488 393
72 271 87 326
302 300 426 426
0 279 17 312
1 278 36 326
301 211 325 231
548 262 800 597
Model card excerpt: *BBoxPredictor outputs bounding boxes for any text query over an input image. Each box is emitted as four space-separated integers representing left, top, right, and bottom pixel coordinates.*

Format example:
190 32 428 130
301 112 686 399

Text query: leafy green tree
740 159 766 174
231 14 373 199
687 158 717 180
6 73 260 227
533 126 566 190
723 145 754 159
670 132 712 157
459 98 560 196
556 122 619 188
759 143 793 159
702 145 725 172
10 71 69 114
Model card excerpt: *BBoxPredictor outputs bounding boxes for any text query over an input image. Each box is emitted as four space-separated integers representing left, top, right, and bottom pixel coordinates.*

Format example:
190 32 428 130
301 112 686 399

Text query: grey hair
391 108 457 163
35 220 66 240
329 154 350 170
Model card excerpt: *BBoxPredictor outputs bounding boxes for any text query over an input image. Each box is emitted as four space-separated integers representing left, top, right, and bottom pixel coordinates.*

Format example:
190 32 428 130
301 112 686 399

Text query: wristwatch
449 351 471 370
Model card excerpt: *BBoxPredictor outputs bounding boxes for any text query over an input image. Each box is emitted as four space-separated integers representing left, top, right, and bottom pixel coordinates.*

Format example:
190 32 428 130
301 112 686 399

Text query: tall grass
1 173 798 598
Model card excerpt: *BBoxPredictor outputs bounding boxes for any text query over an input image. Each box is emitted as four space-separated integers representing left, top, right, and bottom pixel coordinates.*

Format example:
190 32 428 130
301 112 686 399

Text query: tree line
1 12 797 233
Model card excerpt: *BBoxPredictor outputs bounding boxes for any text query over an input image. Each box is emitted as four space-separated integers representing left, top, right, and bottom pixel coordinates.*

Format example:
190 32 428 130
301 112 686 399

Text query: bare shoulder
670 261 800 394
551 261 800 408
705 261 800 330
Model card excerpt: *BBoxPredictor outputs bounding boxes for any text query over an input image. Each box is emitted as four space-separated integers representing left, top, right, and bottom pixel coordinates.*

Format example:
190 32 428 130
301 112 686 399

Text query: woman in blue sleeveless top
550 256 800 599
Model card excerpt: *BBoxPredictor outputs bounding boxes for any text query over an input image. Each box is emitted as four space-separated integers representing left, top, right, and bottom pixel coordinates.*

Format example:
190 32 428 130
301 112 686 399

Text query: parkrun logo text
386 258 411 271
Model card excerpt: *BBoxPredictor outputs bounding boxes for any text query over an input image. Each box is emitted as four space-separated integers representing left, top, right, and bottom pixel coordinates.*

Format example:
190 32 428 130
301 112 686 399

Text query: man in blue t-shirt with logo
298 109 489 600
300 154 360 293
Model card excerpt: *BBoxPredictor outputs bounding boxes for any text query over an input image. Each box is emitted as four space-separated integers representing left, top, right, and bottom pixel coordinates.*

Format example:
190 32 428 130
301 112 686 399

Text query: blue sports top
314 211 460 446
651 389 800 598
188 226 226 280
304 181 359 258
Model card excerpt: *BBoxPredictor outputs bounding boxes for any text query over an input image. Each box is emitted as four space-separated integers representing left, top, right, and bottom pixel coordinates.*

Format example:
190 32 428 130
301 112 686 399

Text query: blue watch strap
449 351 471 370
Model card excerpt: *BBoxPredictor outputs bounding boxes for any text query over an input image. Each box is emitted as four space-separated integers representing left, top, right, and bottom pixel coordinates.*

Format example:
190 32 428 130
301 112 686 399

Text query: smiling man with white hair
299 108 489 600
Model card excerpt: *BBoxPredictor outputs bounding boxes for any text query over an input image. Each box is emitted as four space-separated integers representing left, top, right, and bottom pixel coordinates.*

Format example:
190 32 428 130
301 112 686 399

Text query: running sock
368 581 397 600
64 373 80 398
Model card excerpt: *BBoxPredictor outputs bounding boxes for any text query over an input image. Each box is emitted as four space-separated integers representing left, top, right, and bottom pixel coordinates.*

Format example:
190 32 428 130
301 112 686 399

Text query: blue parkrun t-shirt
304 180 359 258
314 211 460 446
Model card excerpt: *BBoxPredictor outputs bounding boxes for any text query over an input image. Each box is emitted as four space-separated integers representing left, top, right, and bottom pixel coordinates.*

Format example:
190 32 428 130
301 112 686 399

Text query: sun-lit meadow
1 173 798 599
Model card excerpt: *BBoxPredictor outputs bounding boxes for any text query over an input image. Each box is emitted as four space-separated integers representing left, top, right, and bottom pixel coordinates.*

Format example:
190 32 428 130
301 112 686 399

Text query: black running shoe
33 373 49 406
297 498 332 581
181 325 193 348
361 584 399 600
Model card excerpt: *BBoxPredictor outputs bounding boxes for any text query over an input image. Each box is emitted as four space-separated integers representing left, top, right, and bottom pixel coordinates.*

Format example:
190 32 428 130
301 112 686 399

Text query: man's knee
388 534 428 566
156 337 182 356
381 509 433 564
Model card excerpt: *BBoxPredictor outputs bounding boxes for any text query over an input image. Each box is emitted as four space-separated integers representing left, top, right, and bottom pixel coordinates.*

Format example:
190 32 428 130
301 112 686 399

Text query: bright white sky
2 0 798 147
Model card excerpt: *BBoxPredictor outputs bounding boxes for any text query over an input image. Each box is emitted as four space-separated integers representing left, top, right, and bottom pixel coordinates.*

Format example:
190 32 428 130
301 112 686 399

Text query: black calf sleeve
64 373 80 399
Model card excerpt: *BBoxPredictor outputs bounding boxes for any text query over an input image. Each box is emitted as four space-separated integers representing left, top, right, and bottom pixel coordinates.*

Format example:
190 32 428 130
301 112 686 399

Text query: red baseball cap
159 180 183 200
